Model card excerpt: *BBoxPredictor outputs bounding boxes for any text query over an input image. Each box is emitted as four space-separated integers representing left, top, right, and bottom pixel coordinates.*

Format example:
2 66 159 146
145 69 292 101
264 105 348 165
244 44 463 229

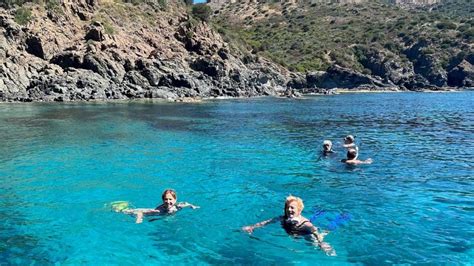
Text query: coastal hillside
1 0 472 102
212 0 473 90
0 0 290 102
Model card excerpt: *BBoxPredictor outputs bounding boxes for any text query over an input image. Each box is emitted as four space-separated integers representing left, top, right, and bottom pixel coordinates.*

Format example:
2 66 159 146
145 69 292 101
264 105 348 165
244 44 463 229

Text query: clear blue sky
194 0 207 3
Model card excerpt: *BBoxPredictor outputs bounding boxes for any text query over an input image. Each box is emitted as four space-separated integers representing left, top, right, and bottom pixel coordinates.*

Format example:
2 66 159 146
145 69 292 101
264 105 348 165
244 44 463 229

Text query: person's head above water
323 140 333 152
161 189 177 209
284 195 304 219
346 148 358 160
344 135 355 144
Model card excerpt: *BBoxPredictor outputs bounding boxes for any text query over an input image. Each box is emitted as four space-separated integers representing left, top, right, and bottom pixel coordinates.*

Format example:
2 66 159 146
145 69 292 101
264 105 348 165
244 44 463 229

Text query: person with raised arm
242 195 336 256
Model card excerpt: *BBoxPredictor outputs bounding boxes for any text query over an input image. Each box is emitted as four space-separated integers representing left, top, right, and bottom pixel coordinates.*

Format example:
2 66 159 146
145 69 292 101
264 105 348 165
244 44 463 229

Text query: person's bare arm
122 208 161 223
310 226 336 256
177 202 200 209
242 217 279 234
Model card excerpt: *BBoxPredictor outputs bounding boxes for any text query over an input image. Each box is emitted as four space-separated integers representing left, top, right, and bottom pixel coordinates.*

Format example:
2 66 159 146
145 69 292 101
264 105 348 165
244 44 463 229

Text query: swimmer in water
122 189 199 223
342 148 373 165
343 135 358 150
322 140 335 156
242 196 336 256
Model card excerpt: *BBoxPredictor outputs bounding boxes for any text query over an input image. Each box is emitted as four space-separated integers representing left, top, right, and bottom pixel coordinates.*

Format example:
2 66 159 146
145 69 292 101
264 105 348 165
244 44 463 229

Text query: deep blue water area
0 92 473 264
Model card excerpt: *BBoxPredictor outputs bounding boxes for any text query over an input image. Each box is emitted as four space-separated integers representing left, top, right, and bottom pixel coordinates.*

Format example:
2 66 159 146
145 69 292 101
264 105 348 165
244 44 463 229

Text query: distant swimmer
242 195 336 256
343 135 358 151
322 140 335 156
115 189 199 223
342 148 373 165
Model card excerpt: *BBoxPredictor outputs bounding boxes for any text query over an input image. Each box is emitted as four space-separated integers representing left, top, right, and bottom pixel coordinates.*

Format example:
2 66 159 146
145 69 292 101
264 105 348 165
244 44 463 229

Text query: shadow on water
0 185 67 264
205 229 308 265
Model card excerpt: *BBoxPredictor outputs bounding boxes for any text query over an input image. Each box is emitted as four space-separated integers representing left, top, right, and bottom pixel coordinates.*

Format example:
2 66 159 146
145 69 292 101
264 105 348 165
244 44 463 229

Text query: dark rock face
448 60 474 87
404 41 447 87
190 57 224 77
85 26 104 42
287 73 307 89
25 36 46 59
318 65 388 89
355 47 412 86
0 3 294 102
50 51 83 69
0 2 467 103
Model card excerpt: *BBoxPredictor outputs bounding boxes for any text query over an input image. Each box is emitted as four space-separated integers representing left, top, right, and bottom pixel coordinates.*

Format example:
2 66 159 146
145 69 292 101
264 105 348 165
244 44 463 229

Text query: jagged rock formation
0 1 291 102
1 0 471 102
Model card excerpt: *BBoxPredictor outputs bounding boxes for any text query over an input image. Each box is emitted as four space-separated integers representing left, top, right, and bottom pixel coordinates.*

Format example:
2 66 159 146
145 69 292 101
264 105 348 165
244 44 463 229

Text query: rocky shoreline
1 1 472 103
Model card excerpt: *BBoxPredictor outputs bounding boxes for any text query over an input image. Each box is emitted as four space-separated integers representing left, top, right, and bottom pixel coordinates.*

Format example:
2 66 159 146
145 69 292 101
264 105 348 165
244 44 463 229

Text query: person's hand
242 226 254 234
191 205 200 209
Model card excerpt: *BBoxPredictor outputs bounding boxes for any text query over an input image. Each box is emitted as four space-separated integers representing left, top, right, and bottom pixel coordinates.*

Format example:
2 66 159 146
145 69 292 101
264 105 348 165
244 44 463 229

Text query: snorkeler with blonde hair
242 195 336 256
115 189 199 223
342 148 373 165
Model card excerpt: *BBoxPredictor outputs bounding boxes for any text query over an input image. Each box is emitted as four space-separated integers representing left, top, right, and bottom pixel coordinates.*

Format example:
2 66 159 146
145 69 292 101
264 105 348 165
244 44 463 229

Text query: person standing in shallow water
242 196 336 256
120 189 199 223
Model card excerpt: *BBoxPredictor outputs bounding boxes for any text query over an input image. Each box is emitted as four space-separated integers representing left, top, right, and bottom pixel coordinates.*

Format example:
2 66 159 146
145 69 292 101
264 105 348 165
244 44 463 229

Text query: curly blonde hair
284 195 304 217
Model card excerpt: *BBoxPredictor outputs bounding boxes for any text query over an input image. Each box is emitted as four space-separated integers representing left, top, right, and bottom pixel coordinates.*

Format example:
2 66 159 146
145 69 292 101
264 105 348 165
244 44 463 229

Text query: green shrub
213 0 469 73
1 0 27 8
463 28 474 40
457 24 470 32
436 21 457 30
158 0 167 8
103 21 115 35
45 0 63 14
192 3 211 22
14 7 32 25
120 0 167 9
423 48 435 55
384 41 398 52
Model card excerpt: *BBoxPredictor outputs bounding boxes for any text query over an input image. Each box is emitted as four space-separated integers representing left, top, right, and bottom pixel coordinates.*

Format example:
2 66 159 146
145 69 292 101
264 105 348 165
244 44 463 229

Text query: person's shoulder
300 218 316 232
301 217 313 225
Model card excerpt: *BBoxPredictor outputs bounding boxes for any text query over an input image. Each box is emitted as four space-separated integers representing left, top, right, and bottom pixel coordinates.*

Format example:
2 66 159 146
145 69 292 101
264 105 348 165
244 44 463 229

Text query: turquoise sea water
1 92 473 265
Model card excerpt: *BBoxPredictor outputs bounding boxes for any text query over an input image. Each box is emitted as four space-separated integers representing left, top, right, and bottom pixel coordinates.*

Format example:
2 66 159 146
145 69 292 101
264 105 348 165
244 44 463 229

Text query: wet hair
284 195 304 218
162 189 177 200
347 148 358 160
344 135 355 143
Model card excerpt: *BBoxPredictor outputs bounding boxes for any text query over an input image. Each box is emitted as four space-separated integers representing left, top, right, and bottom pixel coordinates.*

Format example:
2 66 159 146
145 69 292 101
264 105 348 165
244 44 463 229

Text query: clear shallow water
0 92 473 265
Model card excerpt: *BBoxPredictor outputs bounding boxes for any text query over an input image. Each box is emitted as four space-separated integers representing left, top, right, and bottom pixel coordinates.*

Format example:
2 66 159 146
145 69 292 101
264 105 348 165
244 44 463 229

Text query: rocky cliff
212 0 473 91
1 0 472 103
0 0 291 102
